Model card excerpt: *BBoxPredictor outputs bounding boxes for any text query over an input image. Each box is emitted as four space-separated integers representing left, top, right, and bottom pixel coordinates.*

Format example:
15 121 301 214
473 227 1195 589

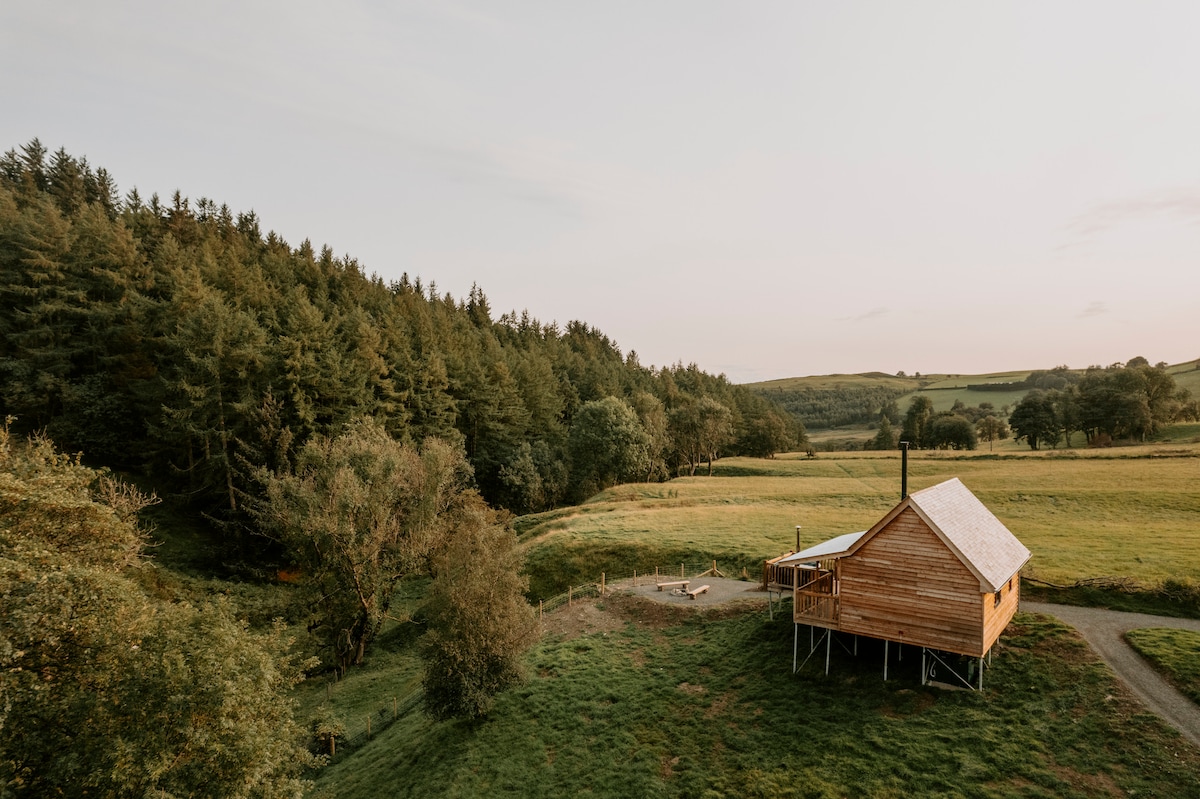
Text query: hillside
312 600 1200 798
748 361 1200 433
307 439 1200 796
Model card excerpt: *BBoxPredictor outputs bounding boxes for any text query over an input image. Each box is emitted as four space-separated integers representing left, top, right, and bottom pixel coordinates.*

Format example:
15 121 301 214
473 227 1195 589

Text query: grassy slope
520 445 1200 597
315 599 1200 798
1124 628 1200 706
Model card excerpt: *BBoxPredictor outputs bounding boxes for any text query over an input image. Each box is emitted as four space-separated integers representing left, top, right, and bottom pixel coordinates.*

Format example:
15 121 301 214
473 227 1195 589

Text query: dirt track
1024 602 1200 748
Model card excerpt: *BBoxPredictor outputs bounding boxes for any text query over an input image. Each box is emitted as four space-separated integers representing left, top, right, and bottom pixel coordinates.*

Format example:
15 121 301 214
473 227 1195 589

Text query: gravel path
1024 601 1200 748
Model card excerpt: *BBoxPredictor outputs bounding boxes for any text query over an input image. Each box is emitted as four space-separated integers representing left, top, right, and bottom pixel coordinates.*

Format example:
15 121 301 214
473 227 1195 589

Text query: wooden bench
657 580 690 591
687 584 710 600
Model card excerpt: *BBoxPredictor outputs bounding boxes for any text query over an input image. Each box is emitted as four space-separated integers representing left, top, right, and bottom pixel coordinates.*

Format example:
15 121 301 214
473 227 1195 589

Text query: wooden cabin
774 478 1031 665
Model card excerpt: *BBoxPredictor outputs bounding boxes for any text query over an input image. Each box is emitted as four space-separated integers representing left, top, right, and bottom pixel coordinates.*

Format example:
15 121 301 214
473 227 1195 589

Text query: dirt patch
705 690 735 719
538 581 766 640
1049 764 1123 798
677 682 706 695
879 688 937 718
539 598 628 640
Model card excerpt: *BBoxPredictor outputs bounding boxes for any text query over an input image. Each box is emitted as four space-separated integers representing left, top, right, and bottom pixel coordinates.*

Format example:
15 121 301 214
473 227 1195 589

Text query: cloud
841 306 890 322
1079 301 1107 318
1066 188 1200 237
410 138 595 219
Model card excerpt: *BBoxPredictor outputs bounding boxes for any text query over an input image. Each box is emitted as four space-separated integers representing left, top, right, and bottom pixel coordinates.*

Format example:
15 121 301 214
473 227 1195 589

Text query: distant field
1170 361 1200 397
749 361 1200 430
520 443 1200 595
900 385 1030 415
750 371 930 393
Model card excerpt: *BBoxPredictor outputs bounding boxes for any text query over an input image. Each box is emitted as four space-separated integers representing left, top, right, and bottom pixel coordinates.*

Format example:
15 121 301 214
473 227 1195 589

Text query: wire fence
316 560 740 760
534 560 736 619
311 687 425 760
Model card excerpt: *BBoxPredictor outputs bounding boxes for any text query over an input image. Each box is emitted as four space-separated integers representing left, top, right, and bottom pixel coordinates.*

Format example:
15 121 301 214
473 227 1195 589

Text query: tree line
0 139 802 531
751 382 909 429
0 139 805 795
1007 359 1197 450
872 360 1195 453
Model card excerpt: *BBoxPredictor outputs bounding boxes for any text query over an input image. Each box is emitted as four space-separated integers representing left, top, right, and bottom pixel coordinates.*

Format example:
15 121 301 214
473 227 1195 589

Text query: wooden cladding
836 508 994 657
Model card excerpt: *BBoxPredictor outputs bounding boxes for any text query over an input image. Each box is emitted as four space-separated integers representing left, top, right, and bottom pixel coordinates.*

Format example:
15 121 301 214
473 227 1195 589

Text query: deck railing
794 572 839 625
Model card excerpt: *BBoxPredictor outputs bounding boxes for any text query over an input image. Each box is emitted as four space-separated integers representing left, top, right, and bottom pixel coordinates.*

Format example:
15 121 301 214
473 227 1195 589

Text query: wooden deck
795 572 840 627
763 558 844 628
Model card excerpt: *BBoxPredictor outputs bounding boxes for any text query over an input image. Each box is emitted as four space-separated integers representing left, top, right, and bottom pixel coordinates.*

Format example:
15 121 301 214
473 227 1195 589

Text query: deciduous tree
0 425 315 798
568 396 652 499
421 500 537 720
1009 391 1060 450
258 420 471 670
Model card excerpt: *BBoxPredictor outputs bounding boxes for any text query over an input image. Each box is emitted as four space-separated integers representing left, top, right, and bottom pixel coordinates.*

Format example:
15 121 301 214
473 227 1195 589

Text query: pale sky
4 2 1198 383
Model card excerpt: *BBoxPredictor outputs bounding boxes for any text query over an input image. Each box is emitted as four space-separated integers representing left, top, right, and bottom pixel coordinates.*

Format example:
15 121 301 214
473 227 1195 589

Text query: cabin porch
763 557 842 629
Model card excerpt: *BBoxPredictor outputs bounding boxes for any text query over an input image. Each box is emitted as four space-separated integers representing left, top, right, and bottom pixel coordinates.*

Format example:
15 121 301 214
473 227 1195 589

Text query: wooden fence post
568 585 573 607
681 563 685 578
601 572 605 595
633 569 637 587
539 599 543 621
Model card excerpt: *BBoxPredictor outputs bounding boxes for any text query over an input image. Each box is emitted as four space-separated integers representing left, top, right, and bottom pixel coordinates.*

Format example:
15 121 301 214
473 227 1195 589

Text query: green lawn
313 599 1200 798
1125 628 1200 706
520 446 1200 597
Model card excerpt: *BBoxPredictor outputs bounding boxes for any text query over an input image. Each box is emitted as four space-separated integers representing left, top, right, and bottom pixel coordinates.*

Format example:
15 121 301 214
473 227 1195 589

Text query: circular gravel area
615 575 768 607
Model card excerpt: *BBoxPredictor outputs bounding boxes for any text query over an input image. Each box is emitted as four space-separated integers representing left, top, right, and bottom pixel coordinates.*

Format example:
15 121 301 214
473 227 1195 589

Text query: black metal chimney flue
900 441 909 499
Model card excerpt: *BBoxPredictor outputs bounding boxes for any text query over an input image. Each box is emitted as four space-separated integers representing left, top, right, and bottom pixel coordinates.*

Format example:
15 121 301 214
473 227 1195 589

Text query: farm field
519 443 1200 597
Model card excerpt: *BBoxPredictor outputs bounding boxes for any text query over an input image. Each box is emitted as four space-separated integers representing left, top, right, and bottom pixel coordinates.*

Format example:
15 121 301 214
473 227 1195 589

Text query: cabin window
993 589 1002 608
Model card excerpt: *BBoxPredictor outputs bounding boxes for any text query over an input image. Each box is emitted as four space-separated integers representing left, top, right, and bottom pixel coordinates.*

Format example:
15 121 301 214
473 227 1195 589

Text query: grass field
519 444 1200 598
1125 628 1200 706
312 597 1200 798
301 426 1200 797
749 360 1200 430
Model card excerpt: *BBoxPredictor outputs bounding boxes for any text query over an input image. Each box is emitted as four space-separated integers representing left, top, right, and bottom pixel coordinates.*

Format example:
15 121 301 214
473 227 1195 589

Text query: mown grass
1125 628 1200 706
312 600 1200 798
520 445 1200 599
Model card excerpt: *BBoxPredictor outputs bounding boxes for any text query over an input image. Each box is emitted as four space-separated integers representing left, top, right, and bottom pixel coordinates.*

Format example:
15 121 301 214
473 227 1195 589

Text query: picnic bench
656 580 689 592
687 584 710 600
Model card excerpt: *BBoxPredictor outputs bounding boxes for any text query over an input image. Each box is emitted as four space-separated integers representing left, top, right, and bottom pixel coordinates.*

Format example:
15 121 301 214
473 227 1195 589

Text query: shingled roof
864 477 1031 592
